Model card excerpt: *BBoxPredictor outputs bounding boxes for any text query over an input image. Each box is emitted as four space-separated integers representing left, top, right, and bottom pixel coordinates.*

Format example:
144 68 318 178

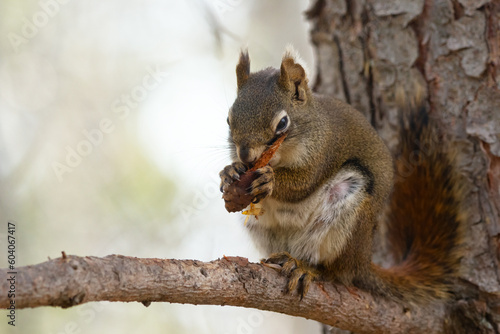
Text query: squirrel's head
227 48 313 168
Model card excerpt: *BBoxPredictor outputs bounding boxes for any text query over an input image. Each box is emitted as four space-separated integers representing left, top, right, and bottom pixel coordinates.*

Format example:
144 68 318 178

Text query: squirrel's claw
262 251 318 300
249 166 274 203
219 162 248 192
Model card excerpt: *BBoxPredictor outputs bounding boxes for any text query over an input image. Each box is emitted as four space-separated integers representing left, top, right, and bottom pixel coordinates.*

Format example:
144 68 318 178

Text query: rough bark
307 0 500 332
0 253 460 333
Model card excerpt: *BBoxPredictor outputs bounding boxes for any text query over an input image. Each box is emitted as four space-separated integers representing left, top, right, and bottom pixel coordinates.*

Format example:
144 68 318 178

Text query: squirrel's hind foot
262 251 318 299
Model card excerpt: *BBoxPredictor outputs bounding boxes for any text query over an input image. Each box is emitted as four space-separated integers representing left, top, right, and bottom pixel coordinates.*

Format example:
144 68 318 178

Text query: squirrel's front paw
219 162 248 193
249 166 274 203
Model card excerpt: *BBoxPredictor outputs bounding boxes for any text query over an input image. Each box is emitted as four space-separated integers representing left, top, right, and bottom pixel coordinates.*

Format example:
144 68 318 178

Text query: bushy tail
372 105 465 302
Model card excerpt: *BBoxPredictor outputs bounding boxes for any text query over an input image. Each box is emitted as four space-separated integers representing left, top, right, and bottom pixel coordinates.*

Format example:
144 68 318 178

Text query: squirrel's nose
238 146 256 164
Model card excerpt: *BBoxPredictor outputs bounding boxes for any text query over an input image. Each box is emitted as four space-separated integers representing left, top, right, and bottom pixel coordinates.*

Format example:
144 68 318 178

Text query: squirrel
219 48 465 303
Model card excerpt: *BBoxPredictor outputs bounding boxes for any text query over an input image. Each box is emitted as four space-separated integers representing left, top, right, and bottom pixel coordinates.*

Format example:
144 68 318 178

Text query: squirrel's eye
276 116 288 133
227 117 230 126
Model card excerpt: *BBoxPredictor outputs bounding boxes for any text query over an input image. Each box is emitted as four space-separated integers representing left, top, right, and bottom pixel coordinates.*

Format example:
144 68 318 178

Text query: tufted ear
278 48 310 103
236 50 250 91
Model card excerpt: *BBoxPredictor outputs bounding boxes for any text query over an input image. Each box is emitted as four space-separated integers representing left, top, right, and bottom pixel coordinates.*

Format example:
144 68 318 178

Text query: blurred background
0 0 319 333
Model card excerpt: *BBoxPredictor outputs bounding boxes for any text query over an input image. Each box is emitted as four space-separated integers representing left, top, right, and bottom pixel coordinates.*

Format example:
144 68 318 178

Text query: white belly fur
246 169 367 265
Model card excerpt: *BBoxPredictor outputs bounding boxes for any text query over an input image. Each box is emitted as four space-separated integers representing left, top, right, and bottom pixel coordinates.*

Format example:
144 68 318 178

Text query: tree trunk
307 0 500 332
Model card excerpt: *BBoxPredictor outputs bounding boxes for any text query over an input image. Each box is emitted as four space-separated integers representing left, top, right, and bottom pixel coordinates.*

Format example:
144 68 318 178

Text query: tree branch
0 253 449 333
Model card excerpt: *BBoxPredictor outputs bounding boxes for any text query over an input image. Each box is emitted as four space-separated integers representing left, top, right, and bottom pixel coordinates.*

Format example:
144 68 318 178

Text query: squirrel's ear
278 48 309 103
236 50 250 91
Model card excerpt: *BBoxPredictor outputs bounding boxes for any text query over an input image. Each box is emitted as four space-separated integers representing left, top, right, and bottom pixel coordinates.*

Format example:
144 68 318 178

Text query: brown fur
361 107 466 302
221 49 464 303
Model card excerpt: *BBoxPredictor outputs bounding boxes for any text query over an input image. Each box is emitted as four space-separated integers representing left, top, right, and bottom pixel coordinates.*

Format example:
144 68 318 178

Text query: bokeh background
0 0 320 333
